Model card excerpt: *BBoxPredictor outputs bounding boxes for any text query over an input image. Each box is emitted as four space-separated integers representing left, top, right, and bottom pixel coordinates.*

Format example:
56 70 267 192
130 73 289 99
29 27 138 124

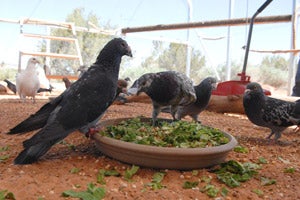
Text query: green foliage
256 55 288 87
124 165 139 181
38 8 113 76
214 160 260 188
99 117 229 148
260 177 276 186
70 167 81 174
0 190 15 200
252 189 264 197
62 182 105 200
233 145 249 153
257 157 268 164
146 172 166 190
182 181 199 189
284 167 295 173
0 67 18 80
97 169 120 184
140 41 208 84
200 184 219 198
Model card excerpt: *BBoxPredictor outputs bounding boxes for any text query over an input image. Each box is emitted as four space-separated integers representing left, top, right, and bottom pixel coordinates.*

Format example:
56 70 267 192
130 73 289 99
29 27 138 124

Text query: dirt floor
0 92 300 200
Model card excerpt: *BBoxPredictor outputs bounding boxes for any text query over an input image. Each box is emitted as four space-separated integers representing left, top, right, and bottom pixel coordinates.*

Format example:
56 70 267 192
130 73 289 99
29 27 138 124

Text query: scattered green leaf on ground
0 190 16 200
58 140 76 150
233 145 249 153
284 167 295 173
97 169 121 184
124 165 139 181
261 177 276 186
191 170 198 176
146 172 166 190
221 187 229 197
0 146 9 152
252 189 264 197
200 184 219 198
70 167 81 174
213 160 260 188
278 156 290 164
0 155 10 162
258 157 268 164
200 175 212 183
62 183 105 200
182 181 199 189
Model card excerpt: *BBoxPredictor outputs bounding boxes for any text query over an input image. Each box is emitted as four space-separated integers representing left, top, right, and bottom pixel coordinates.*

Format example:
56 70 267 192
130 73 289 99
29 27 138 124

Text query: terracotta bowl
92 117 238 170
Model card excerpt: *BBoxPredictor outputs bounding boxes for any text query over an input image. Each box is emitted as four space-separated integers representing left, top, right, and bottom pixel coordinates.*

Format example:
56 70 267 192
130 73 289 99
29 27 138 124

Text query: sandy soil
0 93 299 200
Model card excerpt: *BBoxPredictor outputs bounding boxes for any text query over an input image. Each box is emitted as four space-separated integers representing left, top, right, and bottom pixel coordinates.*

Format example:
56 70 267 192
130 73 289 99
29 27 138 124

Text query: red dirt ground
0 93 299 200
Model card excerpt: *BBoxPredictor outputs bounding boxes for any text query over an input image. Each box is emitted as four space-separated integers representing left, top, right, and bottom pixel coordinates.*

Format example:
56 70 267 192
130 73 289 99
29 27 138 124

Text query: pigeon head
245 82 264 94
28 57 40 65
203 77 217 90
25 57 40 70
98 38 132 59
128 73 156 95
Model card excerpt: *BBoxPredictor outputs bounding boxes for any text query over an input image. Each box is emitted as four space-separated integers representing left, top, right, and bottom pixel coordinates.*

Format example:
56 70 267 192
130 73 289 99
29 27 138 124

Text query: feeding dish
92 117 237 170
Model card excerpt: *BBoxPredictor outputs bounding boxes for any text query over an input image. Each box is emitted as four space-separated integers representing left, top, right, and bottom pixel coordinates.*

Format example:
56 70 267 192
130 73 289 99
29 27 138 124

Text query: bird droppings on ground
0 98 299 200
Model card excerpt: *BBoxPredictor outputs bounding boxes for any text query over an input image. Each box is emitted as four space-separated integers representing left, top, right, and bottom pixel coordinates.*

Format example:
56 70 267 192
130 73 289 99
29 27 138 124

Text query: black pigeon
176 77 217 122
4 79 52 94
4 79 16 94
7 38 132 164
243 82 300 141
128 71 196 125
37 87 53 93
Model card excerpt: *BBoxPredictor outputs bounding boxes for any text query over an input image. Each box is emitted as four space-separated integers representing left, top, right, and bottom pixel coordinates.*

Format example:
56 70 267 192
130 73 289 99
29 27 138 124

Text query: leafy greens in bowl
93 117 237 170
99 117 229 148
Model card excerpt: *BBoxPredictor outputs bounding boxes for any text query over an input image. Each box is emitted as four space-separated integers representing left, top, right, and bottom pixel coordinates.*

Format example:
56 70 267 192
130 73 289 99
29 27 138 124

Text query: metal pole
225 0 234 81
185 0 192 78
241 0 273 80
287 0 298 95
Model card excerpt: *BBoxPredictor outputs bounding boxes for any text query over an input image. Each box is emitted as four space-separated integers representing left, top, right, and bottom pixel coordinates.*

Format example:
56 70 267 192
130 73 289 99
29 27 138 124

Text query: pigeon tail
14 140 57 165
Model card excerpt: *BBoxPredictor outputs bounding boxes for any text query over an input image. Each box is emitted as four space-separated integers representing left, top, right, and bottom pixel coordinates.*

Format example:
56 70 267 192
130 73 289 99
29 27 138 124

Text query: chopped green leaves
99 117 229 148
200 184 219 197
146 172 166 190
233 145 249 153
214 160 260 188
62 183 105 200
252 189 264 197
124 165 139 181
284 167 295 173
70 167 81 174
182 181 199 189
260 177 276 186
0 190 15 200
97 169 120 184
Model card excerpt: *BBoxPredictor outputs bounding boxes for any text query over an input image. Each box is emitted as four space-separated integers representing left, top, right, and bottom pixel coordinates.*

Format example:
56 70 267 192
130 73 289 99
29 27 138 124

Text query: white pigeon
16 57 40 103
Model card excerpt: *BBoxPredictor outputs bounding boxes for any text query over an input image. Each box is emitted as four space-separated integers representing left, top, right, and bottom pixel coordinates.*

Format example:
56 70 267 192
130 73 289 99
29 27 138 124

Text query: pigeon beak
212 83 217 90
244 89 250 94
126 46 133 57
127 87 138 95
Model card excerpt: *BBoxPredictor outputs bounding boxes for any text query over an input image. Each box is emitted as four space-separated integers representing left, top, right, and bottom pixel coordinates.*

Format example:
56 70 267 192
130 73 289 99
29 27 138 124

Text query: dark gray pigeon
243 82 300 141
4 79 16 94
128 71 196 125
7 38 132 164
175 77 217 122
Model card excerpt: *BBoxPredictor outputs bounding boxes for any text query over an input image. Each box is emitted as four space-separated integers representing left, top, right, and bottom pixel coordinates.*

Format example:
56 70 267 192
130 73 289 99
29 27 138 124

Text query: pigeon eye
121 42 126 48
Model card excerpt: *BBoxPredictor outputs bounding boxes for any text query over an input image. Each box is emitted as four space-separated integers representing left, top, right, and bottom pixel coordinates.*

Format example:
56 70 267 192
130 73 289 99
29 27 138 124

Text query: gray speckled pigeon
7 38 132 164
128 71 196 125
243 82 300 141
176 77 217 122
